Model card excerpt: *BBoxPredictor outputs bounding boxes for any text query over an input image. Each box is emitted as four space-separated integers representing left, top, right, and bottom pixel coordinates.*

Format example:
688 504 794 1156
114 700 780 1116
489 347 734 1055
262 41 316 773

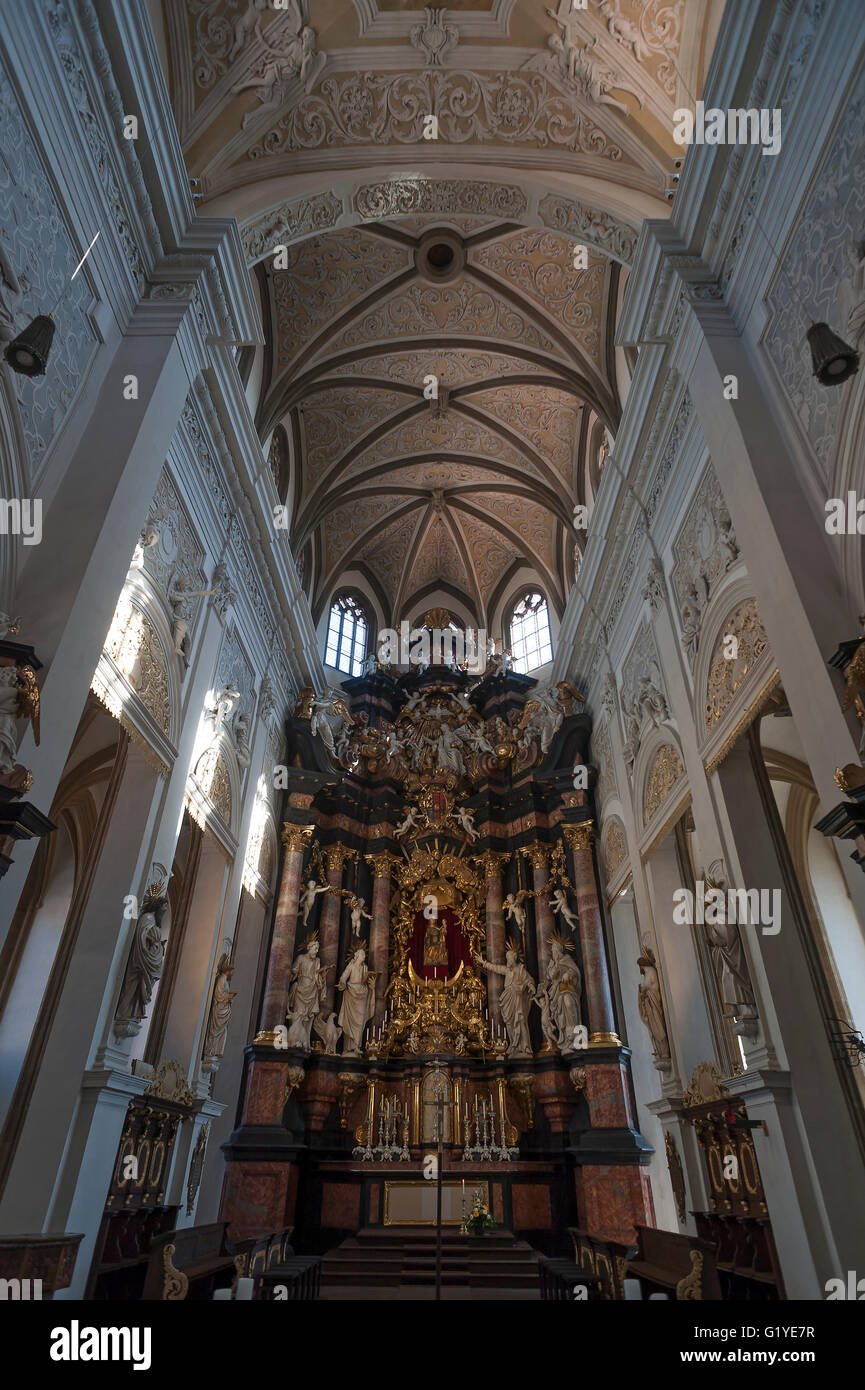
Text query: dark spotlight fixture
4 314 55 377
807 320 859 386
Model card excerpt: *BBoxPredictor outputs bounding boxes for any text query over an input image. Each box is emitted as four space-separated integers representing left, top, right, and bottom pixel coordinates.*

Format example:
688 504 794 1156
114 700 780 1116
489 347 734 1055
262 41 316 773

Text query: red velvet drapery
407 908 473 980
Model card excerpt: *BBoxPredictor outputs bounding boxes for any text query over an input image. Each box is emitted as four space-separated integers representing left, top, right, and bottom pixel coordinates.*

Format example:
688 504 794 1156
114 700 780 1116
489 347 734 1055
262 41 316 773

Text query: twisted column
562 822 620 1045
364 851 399 1024
257 824 314 1038
319 843 356 1011
474 851 510 1026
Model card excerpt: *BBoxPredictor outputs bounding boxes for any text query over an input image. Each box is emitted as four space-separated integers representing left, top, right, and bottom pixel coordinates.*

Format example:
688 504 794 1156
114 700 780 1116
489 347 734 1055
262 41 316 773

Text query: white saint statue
475 947 535 1058
535 939 582 1054
337 945 375 1055
286 938 327 1050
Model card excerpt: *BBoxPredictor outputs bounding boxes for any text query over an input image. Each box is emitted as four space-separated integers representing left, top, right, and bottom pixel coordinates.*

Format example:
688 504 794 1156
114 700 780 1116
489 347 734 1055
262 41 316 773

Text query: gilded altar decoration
643 743 685 825
372 844 499 1057
705 599 769 729
303 674 576 785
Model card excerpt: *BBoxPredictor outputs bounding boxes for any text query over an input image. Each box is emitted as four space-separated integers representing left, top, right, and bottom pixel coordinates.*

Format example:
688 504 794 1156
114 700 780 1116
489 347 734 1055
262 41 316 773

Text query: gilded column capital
281 823 315 853
471 850 511 878
322 841 358 873
562 821 595 853
364 850 399 879
518 841 551 871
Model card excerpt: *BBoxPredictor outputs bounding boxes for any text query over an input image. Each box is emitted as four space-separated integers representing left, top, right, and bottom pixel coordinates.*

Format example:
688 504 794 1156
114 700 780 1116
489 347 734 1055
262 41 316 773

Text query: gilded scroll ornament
603 820 627 879
705 599 768 729
643 743 684 825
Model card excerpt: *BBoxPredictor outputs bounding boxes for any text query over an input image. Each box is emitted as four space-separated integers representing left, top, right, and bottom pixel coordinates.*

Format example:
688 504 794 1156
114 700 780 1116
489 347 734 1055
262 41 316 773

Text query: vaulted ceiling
155 0 722 632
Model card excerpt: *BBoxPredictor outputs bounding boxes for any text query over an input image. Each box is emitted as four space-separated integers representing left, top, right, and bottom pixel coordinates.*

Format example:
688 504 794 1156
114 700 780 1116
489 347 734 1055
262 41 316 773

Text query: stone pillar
364 852 398 1025
562 823 620 1045
522 843 554 979
680 278 865 925
475 851 510 1026
257 824 313 1039
319 843 355 1011
0 304 202 939
712 736 865 1289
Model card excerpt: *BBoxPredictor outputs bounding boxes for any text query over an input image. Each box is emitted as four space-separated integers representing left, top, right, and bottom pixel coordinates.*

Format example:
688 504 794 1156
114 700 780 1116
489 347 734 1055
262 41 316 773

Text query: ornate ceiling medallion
415 228 466 284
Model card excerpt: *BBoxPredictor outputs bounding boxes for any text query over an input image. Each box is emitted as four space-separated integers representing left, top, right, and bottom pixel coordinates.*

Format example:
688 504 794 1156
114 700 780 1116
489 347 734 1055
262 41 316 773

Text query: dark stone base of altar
320 1225 542 1297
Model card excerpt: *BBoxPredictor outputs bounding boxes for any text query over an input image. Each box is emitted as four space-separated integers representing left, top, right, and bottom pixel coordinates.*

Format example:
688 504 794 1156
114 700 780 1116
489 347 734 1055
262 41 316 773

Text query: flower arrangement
465 1190 496 1235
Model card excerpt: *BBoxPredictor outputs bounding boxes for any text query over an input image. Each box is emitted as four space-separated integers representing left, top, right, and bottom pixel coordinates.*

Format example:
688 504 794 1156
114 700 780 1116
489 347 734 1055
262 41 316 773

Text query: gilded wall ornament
643 743 684 825
704 599 768 730
681 1060 730 1109
603 819 627 880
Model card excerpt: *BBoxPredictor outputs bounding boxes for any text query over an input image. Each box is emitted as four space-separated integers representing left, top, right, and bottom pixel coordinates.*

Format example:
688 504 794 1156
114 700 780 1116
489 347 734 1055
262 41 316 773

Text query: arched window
325 593 370 676
509 591 552 674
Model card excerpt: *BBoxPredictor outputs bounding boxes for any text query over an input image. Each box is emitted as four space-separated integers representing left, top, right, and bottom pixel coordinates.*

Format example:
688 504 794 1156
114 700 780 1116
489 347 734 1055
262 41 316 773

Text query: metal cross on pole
433 1076 445 1301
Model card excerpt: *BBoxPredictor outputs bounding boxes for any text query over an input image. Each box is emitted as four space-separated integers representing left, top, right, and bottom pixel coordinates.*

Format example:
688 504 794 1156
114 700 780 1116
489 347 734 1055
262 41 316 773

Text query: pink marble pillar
365 851 398 1024
319 843 355 1011
563 822 619 1044
477 851 510 1025
258 824 313 1037
523 843 554 981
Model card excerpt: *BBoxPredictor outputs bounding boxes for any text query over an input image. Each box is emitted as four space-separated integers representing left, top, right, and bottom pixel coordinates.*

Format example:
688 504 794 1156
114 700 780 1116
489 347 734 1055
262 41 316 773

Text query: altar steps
320 1227 542 1297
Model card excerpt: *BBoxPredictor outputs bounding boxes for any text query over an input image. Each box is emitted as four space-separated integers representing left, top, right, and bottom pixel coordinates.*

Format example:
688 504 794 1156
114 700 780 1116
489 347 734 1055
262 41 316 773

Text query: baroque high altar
222 622 654 1247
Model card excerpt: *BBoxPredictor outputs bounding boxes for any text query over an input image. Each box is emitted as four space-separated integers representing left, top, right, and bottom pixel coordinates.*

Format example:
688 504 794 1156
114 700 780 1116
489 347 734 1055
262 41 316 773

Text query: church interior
2 0 865 1315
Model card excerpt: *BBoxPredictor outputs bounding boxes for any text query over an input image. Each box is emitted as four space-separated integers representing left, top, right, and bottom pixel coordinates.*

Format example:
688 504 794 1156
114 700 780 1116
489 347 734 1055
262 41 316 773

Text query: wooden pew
626 1225 722 1301
143 1221 251 1300
568 1227 638 1300
537 1253 603 1301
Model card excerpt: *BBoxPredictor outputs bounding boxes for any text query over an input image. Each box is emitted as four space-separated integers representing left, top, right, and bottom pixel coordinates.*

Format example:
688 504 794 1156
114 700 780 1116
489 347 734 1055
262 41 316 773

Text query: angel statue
455 805 479 842
348 895 372 938
502 892 527 938
299 877 328 926
309 690 354 758
550 887 579 931
395 805 421 839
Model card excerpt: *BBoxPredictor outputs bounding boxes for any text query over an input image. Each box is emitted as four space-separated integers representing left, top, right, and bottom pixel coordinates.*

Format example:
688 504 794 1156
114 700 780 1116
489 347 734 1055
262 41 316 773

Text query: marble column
562 823 620 1045
319 843 355 1012
522 843 553 980
475 851 510 1026
257 824 313 1039
364 851 398 1024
